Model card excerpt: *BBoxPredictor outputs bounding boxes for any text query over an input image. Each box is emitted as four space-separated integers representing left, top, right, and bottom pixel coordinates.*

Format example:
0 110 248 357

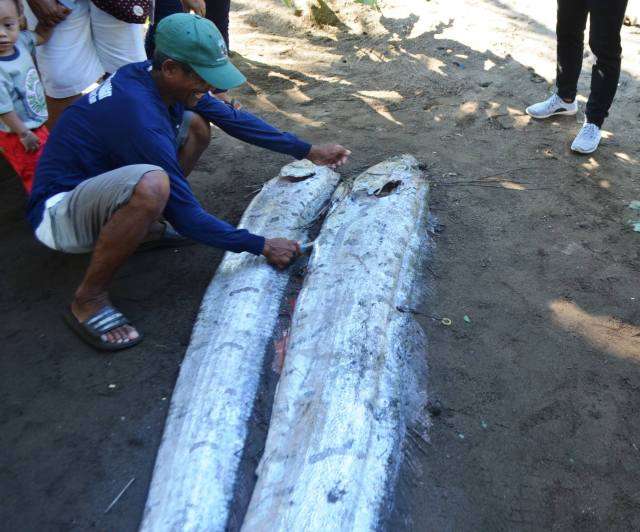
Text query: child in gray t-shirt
0 0 55 192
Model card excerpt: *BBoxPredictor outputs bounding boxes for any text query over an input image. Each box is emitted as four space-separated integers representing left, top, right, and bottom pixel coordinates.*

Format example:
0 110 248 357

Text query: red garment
0 125 49 193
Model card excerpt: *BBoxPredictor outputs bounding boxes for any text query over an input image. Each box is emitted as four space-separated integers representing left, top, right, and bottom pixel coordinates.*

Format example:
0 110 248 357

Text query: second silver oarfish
243 155 430 531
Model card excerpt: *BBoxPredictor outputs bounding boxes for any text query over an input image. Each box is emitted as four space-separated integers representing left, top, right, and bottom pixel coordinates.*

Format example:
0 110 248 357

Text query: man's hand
19 130 41 152
180 0 206 16
307 144 351 169
262 238 300 269
28 0 70 26
214 91 241 109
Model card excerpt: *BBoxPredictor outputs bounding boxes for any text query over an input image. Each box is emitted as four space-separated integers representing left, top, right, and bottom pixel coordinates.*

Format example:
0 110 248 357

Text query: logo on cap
219 40 228 59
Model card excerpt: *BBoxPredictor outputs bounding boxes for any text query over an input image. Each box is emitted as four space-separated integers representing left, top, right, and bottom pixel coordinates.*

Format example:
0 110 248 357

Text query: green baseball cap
155 13 246 90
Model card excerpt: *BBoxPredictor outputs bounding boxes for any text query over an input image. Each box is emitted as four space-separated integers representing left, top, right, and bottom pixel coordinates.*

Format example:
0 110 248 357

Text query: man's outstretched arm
192 95 350 167
128 127 300 266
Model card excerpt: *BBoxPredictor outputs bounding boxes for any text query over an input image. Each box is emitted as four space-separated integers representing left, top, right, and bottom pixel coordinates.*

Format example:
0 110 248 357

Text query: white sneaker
571 122 601 154
525 93 578 119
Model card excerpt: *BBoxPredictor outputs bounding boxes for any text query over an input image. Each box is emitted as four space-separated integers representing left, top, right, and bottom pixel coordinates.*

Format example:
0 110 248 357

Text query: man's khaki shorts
41 164 162 253
35 111 195 253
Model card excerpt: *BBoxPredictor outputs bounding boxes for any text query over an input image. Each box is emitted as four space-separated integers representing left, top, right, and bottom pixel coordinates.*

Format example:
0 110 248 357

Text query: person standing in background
526 0 629 154
23 0 147 127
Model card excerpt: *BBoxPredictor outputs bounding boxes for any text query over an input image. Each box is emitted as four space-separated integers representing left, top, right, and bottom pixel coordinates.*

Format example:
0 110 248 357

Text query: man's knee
132 170 170 214
589 40 622 65
190 113 212 149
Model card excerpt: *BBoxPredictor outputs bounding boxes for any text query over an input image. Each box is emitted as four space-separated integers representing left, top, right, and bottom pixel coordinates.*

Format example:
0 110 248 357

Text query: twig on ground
434 165 560 189
435 182 555 190
104 477 135 514
440 178 529 185
243 183 263 199
463 166 536 181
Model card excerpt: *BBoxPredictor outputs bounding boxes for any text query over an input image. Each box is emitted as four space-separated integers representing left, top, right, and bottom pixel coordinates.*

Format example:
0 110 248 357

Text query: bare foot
71 293 140 346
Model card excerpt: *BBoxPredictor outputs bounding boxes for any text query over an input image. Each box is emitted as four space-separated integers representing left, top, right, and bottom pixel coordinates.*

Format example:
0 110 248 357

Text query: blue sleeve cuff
292 140 312 160
246 234 266 255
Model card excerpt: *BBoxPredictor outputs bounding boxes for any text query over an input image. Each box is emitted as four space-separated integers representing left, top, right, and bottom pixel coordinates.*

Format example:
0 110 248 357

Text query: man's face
163 60 213 107
0 0 20 56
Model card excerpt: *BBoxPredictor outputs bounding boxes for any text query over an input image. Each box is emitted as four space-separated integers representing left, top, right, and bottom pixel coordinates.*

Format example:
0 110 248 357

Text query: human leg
584 0 629 127
90 3 147 75
177 112 211 177
31 0 103 126
206 0 238 102
556 0 589 102
525 0 587 119
144 0 184 57
71 170 169 346
570 0 628 153
48 164 168 346
206 0 231 47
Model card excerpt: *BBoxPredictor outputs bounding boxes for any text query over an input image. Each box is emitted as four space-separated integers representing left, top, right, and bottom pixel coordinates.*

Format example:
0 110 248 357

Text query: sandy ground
1 0 639 530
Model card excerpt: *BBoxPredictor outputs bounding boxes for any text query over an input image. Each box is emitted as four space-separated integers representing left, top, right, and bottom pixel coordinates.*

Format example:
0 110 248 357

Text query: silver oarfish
140 160 341 532
242 155 430 531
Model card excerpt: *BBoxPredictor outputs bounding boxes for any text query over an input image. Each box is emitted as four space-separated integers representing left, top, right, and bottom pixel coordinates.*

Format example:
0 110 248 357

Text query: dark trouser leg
585 0 628 127
206 0 231 47
556 0 589 101
206 0 231 96
145 0 184 58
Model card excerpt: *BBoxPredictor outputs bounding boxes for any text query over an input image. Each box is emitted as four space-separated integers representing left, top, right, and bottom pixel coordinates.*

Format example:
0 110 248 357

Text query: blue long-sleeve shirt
27 61 312 255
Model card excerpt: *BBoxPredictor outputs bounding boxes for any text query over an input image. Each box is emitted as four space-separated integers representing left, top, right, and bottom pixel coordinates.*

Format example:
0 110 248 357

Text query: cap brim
192 61 246 91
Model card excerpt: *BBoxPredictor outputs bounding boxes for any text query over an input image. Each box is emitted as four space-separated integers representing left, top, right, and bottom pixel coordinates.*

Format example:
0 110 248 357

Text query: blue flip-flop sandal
63 306 144 352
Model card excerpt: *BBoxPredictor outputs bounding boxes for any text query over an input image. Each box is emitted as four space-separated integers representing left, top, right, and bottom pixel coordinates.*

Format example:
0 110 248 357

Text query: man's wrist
294 141 312 160
306 145 315 159
246 234 265 256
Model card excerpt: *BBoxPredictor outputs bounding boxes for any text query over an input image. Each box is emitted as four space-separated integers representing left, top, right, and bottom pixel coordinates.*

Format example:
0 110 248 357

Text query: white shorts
23 0 146 98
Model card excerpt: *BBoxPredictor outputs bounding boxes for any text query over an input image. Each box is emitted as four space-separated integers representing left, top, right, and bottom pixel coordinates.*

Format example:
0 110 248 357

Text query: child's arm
33 22 54 45
0 111 41 152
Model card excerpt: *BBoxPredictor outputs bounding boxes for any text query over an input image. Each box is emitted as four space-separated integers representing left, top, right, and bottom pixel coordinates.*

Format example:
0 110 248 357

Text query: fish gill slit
374 180 402 197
